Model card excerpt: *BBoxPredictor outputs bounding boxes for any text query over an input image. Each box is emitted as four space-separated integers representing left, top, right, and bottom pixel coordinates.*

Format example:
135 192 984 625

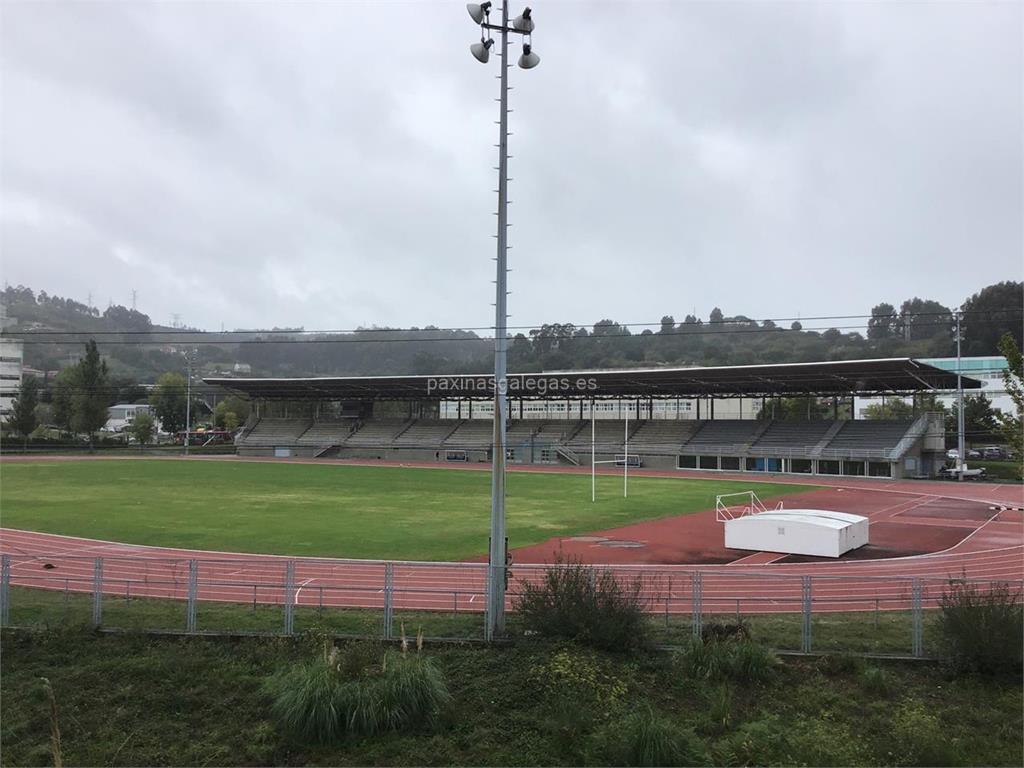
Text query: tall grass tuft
938 578 1023 674
514 553 650 652
619 708 707 767
673 637 777 683
266 644 451 743
859 666 892 696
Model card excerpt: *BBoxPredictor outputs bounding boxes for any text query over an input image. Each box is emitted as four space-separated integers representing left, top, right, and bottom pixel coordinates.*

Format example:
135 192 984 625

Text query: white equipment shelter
717 491 869 558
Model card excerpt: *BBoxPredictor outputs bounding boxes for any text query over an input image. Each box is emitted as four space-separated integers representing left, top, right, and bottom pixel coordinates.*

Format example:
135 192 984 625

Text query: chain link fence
2 552 1019 658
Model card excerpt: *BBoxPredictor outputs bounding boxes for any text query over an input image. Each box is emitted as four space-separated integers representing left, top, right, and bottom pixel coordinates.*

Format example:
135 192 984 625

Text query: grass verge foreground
2 628 1021 767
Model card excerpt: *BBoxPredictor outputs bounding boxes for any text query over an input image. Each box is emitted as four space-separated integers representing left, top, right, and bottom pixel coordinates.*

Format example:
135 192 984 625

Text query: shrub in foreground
266 641 450 743
617 708 707 767
938 578 1023 674
673 637 778 684
514 554 650 651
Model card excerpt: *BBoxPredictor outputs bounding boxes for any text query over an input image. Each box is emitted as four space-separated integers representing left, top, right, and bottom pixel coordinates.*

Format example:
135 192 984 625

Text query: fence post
911 578 923 658
383 562 394 641
283 560 296 636
483 566 492 643
92 557 103 628
0 555 10 628
691 571 702 640
186 559 198 633
801 575 812 653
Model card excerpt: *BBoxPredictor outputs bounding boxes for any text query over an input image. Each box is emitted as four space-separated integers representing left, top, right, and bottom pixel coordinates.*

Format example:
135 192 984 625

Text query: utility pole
184 349 195 456
955 310 965 481
466 2 539 640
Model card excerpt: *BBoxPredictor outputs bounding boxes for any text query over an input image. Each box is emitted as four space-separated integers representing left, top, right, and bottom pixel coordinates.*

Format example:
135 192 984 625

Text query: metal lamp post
466 2 539 639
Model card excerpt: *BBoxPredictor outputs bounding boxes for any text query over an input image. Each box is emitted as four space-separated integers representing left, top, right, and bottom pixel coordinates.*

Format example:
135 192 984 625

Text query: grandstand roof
205 358 980 400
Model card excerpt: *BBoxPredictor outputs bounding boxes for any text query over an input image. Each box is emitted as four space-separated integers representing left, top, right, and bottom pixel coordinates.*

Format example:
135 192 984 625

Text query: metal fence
2 553 1020 658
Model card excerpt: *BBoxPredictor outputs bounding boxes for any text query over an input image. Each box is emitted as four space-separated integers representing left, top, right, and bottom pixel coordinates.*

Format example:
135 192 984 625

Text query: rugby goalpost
715 490 784 522
591 405 636 502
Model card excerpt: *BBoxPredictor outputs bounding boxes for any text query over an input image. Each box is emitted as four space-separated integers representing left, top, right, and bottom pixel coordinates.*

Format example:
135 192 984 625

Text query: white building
440 396 764 420
0 305 23 418
105 403 159 433
854 356 1013 418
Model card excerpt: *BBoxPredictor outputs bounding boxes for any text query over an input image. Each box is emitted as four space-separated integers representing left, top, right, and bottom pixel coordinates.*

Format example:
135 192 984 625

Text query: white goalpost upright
591 401 633 502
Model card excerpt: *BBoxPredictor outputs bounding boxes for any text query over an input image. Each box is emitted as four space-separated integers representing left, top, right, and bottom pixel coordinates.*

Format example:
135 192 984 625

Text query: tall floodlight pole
467 2 539 639
956 310 965 481
184 349 194 456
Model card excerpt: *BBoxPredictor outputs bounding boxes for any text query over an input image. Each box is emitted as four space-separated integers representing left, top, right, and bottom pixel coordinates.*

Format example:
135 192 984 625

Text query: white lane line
293 577 316 604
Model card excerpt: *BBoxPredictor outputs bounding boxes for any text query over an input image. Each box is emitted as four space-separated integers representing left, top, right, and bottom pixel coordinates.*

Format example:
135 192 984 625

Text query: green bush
266 645 451 743
859 666 892 696
618 708 707 767
888 700 962 766
938 578 1023 674
514 554 650 652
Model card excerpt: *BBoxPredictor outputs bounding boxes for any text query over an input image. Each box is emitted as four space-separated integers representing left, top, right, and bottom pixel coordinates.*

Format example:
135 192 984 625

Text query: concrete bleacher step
811 420 846 457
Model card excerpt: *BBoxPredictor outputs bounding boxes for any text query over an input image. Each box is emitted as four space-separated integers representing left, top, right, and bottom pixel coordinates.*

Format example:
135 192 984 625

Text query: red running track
2 457 1022 615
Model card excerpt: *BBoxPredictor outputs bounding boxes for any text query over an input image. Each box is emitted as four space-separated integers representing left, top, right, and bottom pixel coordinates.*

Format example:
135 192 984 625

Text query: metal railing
2 553 1020 657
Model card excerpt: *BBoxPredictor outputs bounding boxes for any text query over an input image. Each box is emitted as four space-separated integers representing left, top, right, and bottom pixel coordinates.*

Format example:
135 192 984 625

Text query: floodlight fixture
466 2 492 25
470 38 494 63
512 7 534 33
518 43 539 69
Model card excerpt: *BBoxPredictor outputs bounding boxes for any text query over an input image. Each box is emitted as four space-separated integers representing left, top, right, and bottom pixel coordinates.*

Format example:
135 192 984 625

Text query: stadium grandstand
206 358 979 480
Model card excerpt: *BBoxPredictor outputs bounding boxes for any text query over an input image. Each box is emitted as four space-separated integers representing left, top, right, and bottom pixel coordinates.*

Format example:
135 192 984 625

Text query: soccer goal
715 490 783 522
590 407 637 502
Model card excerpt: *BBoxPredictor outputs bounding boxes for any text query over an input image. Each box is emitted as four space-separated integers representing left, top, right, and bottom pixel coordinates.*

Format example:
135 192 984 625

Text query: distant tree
946 393 1001 447
221 411 240 432
683 314 699 325
867 303 899 340
790 320 803 331
101 304 152 332
150 373 189 435
214 396 250 430
761 319 777 330
758 396 830 420
129 411 156 452
864 398 915 420
51 367 78 434
899 297 953 341
5 376 40 448
960 281 1023 355
822 328 843 343
659 316 675 334
996 333 1023 460
709 307 724 324
70 340 110 450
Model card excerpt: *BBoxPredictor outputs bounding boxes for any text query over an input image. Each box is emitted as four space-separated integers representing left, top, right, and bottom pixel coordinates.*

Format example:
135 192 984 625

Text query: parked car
982 446 1007 460
946 449 959 460
966 449 981 459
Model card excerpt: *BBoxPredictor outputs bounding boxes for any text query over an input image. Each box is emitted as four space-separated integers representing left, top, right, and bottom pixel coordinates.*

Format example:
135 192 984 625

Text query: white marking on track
294 577 315 604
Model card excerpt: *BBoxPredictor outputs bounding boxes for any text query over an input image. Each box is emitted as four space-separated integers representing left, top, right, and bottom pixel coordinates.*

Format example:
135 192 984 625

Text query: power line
4 308 1020 338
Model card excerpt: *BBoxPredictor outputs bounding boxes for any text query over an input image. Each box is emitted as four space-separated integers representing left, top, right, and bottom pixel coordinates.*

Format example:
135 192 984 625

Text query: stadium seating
295 420 354 445
392 420 457 448
443 420 493 448
238 418 312 446
344 419 410 447
628 420 702 454
681 420 761 452
823 420 913 456
750 420 836 452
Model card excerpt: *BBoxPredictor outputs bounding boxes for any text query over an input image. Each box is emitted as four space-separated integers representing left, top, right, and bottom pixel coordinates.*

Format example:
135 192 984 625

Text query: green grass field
0 460 815 560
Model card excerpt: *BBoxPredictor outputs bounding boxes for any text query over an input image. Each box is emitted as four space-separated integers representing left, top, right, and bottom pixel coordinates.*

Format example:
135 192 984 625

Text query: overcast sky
1 0 1021 333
